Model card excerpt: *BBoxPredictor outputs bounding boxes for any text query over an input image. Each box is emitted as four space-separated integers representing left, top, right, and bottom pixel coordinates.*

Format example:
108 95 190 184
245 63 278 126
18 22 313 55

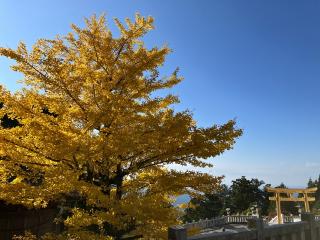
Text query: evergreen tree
228 176 267 215
307 176 320 213
182 184 229 222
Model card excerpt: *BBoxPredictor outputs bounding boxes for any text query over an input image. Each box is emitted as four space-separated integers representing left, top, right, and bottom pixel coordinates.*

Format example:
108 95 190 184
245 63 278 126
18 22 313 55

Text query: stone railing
283 215 320 223
168 213 320 240
182 217 227 230
226 215 257 224
283 215 295 223
181 215 258 231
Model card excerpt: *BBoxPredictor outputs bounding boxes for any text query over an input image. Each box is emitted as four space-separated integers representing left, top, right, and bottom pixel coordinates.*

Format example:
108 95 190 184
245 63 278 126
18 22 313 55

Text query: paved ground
198 224 250 235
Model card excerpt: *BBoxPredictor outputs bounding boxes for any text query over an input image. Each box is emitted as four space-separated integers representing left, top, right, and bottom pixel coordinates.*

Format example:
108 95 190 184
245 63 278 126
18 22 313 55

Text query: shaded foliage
228 176 268 215
0 102 21 129
182 185 228 222
183 177 271 221
307 175 320 213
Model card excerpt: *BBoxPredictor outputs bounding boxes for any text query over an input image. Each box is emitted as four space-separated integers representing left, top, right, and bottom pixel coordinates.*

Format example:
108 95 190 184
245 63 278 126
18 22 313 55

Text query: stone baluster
301 213 315 240
168 226 187 240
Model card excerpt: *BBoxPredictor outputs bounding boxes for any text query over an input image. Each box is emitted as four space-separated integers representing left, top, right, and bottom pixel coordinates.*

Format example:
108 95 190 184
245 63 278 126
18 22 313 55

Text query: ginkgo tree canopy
0 14 242 239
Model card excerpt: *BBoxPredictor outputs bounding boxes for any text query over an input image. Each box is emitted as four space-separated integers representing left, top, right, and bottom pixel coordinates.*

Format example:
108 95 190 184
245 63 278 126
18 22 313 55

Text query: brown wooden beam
266 187 317 194
269 197 315 202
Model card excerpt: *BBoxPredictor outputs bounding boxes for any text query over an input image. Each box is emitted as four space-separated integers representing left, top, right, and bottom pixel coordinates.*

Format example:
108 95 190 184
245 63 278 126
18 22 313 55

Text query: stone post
168 226 187 240
301 212 316 240
247 218 264 240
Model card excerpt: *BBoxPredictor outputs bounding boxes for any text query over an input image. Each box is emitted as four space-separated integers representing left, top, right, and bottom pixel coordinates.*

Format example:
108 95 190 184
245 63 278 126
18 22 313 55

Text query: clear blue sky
1 0 320 187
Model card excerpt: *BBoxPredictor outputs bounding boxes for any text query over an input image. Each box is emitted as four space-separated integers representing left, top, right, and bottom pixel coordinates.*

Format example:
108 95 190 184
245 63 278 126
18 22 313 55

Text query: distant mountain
174 194 190 206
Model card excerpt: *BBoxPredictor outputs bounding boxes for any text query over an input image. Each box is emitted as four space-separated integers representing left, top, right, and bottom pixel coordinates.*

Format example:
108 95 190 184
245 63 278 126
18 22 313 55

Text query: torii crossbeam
266 187 317 224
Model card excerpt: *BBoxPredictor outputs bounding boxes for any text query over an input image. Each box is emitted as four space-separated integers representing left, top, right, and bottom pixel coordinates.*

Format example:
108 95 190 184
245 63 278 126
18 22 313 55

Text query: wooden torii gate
266 187 317 224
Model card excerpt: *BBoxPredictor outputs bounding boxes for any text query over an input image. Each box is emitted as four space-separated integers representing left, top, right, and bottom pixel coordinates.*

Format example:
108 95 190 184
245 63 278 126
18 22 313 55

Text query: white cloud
305 161 320 168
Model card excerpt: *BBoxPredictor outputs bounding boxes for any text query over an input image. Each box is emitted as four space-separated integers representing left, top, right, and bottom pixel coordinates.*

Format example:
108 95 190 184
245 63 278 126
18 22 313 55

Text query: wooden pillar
276 193 282 224
304 193 310 212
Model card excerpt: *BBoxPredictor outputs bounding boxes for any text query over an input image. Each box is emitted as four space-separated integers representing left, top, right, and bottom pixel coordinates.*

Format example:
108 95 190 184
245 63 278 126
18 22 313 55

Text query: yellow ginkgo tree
0 14 242 239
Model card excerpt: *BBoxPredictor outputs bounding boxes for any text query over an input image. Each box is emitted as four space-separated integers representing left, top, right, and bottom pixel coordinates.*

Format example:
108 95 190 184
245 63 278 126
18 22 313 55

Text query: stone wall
169 213 320 240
